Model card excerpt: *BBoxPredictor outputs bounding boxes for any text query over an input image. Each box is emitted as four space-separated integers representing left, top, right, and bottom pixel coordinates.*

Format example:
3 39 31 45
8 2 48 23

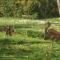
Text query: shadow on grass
0 38 15 45
0 38 60 60
0 38 33 58
0 38 47 45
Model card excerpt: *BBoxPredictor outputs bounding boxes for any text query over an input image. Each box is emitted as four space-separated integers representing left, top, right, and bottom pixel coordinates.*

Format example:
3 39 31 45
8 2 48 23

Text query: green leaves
0 0 59 19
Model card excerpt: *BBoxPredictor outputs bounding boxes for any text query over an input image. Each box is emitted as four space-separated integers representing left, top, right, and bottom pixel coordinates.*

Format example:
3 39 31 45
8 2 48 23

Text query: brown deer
45 22 60 40
4 25 14 36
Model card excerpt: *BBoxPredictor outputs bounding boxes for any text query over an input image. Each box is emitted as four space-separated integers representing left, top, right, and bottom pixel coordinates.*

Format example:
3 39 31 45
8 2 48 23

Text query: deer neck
45 26 50 33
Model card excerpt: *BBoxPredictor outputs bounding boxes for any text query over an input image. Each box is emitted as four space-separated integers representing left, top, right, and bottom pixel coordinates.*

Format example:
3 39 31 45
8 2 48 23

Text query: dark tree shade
0 0 59 19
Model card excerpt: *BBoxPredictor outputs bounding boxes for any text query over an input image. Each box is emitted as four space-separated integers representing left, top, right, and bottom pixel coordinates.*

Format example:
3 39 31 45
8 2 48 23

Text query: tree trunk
57 0 60 16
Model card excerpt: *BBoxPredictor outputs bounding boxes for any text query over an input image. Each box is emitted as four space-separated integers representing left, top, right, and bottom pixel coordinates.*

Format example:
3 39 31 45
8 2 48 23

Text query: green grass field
0 17 60 60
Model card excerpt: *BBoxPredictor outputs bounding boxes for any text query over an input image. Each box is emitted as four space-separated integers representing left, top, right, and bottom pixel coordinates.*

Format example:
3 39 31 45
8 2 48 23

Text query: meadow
0 17 60 60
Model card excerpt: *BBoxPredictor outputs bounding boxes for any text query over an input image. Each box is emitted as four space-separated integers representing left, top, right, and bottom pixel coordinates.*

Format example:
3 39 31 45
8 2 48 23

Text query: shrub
27 30 44 38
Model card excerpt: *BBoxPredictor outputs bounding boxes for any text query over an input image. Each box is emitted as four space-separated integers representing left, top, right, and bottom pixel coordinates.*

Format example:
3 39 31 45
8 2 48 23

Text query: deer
4 25 14 36
44 22 60 40
4 25 23 36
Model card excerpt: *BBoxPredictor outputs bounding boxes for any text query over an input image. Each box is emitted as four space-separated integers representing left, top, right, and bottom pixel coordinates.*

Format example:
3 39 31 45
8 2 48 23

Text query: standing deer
45 22 60 40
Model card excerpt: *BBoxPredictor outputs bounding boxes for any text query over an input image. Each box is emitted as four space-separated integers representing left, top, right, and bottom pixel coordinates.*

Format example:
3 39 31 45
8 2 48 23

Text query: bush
27 30 44 38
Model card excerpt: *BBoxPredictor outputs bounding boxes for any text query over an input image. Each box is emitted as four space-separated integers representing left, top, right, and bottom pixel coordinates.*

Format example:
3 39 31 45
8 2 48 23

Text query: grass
0 17 60 60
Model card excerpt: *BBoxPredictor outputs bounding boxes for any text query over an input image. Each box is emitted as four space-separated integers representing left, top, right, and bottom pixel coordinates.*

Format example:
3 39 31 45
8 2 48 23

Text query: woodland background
0 0 59 19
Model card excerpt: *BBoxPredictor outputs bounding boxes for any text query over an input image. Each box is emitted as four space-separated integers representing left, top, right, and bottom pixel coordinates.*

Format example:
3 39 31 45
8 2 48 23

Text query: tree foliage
0 0 59 19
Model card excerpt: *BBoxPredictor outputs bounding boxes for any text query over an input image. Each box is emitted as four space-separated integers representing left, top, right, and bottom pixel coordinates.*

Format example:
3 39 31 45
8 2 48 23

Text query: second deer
45 22 60 40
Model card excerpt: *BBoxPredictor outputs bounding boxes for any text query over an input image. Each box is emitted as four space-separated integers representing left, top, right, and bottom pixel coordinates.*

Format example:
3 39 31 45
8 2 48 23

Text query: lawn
0 17 60 60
